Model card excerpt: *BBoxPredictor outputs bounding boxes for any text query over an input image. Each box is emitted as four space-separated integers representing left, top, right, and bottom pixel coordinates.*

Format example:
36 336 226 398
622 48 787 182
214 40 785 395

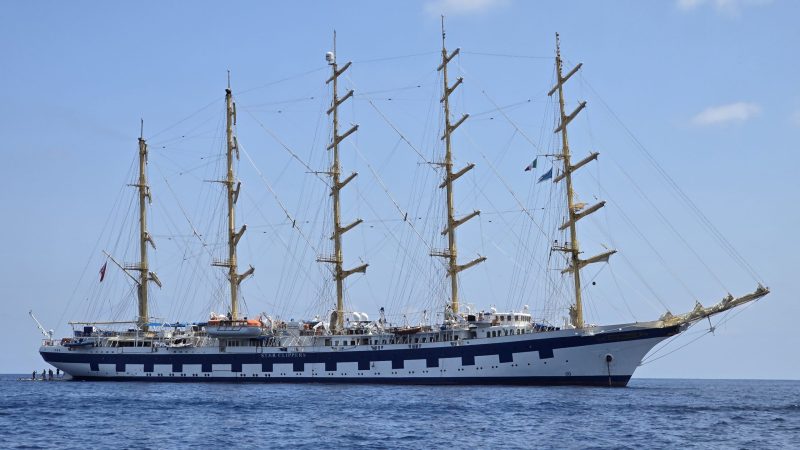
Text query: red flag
99 262 107 282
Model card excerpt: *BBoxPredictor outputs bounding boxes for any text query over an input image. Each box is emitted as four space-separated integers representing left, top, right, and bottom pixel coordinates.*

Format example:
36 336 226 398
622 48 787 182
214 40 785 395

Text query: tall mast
213 75 254 320
130 120 160 331
549 33 615 328
318 31 367 333
431 17 485 316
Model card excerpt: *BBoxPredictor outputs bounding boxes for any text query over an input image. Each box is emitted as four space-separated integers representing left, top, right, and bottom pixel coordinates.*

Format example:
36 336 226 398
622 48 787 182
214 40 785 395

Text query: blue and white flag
537 167 553 183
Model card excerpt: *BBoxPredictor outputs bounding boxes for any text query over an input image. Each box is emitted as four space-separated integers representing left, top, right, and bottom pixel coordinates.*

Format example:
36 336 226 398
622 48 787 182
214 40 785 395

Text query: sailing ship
37 26 768 387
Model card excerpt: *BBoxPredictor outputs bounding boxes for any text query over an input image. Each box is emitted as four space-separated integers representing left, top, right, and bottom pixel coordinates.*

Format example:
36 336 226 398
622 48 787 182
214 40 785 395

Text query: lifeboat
391 326 423 336
63 338 94 348
205 318 263 337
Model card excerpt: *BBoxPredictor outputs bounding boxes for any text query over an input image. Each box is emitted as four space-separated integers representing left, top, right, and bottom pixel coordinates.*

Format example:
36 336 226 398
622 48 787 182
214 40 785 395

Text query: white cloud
424 0 510 16
691 102 761 126
676 0 772 16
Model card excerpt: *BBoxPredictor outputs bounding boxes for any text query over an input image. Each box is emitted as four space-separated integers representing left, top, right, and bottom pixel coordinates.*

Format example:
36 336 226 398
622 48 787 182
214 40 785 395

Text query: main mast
432 17 485 316
213 76 254 320
127 121 161 331
549 33 614 328
318 32 367 333
135 123 152 330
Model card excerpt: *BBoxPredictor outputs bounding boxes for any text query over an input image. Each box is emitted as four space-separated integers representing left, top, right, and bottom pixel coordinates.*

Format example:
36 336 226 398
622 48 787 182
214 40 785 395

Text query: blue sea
0 375 797 449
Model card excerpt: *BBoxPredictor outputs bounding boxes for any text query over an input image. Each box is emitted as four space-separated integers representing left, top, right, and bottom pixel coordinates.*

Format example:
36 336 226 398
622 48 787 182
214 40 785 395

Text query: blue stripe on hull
68 375 632 387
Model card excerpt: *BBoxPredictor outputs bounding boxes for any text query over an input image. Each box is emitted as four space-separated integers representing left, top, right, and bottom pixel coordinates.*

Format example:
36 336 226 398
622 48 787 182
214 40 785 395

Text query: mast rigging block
327 124 359 150
339 263 368 279
332 172 358 194
559 201 606 231
326 61 352 84
236 265 255 285
148 271 162 288
439 163 474 188
561 249 616 274
441 210 480 235
547 62 583 96
437 48 460 71
232 181 241 204
554 101 587 133
449 255 487 276
144 232 156 250
554 152 599 183
441 114 469 140
333 218 363 238
440 77 464 103
233 224 247 245
327 90 355 115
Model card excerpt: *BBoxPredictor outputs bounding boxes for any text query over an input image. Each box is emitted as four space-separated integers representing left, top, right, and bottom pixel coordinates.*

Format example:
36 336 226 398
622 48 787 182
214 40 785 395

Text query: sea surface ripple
0 376 797 449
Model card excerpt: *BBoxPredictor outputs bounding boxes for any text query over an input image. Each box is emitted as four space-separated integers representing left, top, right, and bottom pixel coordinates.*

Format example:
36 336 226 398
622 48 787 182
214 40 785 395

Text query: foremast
128 121 161 331
549 33 615 328
212 76 254 321
318 32 367 333
431 17 485 317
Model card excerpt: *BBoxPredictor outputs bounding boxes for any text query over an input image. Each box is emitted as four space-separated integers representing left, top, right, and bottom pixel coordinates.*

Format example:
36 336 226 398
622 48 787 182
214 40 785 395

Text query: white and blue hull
40 322 683 387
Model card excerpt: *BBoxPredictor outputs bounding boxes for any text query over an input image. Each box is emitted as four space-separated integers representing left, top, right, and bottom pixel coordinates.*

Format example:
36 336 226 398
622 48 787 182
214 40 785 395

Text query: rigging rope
580 75 764 285
353 51 439 64
607 156 730 293
350 140 434 252
461 51 552 60
237 66 327 95
238 143 322 256
149 97 221 141
240 107 330 187
590 178 697 302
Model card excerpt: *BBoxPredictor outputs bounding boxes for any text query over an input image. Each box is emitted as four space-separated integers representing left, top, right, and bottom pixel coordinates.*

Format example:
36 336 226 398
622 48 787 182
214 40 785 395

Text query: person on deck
48 369 53 380
32 370 36 381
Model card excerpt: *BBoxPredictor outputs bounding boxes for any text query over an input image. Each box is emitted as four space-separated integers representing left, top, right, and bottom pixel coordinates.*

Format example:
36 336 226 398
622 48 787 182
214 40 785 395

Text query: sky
1 0 798 379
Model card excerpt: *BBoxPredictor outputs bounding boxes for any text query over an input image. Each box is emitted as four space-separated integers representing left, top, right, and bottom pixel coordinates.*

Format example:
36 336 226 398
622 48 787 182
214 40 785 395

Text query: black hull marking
67 375 633 387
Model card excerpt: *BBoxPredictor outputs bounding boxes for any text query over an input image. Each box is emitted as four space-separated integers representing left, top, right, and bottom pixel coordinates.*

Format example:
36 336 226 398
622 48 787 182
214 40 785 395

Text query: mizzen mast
318 32 367 333
431 17 485 316
212 75 254 321
548 33 615 328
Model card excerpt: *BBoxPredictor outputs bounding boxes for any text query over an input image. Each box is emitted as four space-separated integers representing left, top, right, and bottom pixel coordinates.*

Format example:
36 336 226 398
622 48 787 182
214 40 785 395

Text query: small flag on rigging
537 167 553 183
99 262 107 282
524 157 538 172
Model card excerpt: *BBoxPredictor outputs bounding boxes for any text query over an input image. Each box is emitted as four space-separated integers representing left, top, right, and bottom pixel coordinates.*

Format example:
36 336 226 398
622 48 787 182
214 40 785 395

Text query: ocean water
0 376 797 449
